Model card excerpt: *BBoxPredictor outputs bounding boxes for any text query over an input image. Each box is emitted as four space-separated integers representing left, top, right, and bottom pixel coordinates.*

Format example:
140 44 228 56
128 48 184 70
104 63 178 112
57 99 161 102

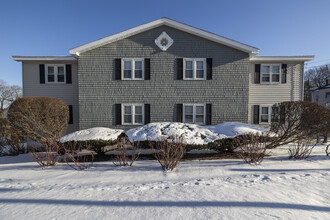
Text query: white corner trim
69 18 259 56
12 56 76 61
250 56 314 62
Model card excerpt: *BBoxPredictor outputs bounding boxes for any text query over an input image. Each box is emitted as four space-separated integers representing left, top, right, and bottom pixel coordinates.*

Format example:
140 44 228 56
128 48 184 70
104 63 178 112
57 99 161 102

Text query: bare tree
304 64 330 101
0 80 22 117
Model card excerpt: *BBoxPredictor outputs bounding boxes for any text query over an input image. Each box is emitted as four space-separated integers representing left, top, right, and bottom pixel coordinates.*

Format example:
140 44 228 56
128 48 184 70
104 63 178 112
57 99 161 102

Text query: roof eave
12 56 77 61
250 56 315 62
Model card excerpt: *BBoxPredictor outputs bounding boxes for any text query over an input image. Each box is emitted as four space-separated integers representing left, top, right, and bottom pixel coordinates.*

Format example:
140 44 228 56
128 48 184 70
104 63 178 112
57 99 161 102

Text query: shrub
234 133 268 165
288 137 316 160
268 101 329 149
7 97 69 142
61 139 117 156
150 136 185 171
63 142 94 170
113 137 140 166
31 138 60 167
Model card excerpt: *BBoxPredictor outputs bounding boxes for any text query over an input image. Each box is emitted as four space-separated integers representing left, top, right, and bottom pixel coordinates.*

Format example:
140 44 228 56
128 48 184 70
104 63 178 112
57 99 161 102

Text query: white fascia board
250 56 314 62
69 18 259 56
12 56 77 61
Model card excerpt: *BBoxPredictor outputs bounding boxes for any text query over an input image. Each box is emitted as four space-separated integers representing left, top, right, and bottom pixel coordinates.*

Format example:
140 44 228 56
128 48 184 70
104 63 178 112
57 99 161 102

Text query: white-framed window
122 104 144 125
122 58 144 80
261 64 281 84
259 105 272 124
183 104 206 124
45 64 66 83
183 58 206 80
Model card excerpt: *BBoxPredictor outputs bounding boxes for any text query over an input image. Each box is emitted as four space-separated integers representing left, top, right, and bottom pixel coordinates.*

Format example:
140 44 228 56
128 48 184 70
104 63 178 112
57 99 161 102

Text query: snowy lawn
0 144 329 219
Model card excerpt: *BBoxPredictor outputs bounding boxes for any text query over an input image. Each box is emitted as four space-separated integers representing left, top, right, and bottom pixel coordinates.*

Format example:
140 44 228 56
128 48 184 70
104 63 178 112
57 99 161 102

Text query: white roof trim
69 17 259 56
12 56 76 61
250 56 314 62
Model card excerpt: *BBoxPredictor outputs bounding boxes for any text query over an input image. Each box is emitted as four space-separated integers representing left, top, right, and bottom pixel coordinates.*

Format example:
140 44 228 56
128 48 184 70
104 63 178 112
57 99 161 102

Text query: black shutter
206 104 212 125
206 58 212 80
68 105 73 124
115 59 121 80
66 64 72 84
144 58 150 80
176 104 183 122
144 104 150 124
177 58 183 80
254 64 260 84
39 64 45 84
253 105 260 124
281 64 287 84
115 104 122 125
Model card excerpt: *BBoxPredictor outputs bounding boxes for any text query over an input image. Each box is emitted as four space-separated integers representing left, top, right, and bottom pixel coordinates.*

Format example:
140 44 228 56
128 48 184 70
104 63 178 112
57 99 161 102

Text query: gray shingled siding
78 25 249 130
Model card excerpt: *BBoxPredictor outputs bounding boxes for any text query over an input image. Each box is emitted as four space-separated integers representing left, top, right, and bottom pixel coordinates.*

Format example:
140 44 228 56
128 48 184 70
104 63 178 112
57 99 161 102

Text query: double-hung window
183 104 205 124
122 58 144 80
45 64 66 83
183 58 206 80
260 105 272 124
122 104 144 125
261 64 281 84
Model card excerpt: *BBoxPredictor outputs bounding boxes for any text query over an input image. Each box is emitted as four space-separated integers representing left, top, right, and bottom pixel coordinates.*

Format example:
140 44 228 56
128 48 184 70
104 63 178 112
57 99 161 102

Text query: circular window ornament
155 32 173 51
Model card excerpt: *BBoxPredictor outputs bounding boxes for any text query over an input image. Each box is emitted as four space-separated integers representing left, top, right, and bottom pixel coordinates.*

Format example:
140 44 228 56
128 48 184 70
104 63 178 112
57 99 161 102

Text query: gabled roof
69 17 259 56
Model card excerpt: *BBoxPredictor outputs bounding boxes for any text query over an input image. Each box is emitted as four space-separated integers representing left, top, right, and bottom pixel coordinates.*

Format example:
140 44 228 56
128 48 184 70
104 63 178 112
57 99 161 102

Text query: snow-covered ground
0 144 329 219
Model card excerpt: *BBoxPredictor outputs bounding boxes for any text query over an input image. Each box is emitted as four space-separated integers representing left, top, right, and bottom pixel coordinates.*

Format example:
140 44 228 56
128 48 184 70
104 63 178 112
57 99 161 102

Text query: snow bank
60 127 124 142
125 122 269 145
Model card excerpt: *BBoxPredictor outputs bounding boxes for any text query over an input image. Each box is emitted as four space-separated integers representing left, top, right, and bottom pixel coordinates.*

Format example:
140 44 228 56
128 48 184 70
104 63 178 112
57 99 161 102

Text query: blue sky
1 0 330 86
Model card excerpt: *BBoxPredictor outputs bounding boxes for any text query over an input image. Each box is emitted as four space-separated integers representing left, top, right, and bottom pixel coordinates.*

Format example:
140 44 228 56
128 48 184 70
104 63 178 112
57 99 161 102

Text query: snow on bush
125 122 269 145
60 127 124 143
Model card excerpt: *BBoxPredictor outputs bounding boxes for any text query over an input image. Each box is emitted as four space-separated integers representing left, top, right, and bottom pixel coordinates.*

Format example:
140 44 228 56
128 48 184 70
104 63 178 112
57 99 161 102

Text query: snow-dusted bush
126 122 269 152
60 127 124 155
150 136 185 171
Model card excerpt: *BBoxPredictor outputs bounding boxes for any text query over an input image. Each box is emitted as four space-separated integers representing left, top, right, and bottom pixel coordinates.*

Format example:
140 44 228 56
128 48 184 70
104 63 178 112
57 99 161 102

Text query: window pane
185 106 193 114
185 70 193 78
124 70 132 78
124 106 132 114
48 75 54 82
196 61 203 69
48 66 54 74
272 65 280 74
124 61 131 70
58 66 64 74
196 70 204 78
262 74 270 82
261 66 270 74
185 115 193 123
196 106 204 114
261 107 269 114
124 115 132 124
326 93 330 99
135 106 142 114
272 74 280 82
196 115 204 123
58 75 64 82
261 115 269 123
185 61 192 69
135 61 142 70
135 70 142 79
135 115 142 124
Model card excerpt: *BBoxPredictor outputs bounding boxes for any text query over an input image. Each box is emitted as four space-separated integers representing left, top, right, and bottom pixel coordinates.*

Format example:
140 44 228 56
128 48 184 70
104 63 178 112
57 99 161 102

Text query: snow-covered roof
250 56 314 62
12 56 76 61
69 17 260 56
